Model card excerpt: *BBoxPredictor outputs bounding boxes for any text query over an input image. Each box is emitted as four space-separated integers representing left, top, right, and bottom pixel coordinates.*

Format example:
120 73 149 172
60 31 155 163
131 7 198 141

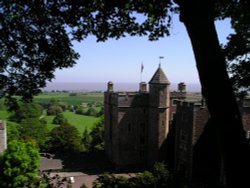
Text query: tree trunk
177 0 250 187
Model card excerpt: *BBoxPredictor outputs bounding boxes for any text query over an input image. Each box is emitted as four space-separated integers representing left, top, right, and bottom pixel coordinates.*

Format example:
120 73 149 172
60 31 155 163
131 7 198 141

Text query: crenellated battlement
105 91 149 107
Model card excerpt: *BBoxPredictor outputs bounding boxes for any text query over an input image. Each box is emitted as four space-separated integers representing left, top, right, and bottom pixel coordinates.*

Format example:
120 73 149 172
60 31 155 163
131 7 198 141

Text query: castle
104 65 250 184
104 64 187 169
174 97 250 184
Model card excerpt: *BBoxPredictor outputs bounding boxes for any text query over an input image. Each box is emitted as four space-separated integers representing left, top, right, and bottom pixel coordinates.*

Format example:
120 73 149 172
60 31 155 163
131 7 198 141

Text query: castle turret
148 64 170 165
107 81 114 93
139 82 147 93
149 64 170 107
178 82 186 92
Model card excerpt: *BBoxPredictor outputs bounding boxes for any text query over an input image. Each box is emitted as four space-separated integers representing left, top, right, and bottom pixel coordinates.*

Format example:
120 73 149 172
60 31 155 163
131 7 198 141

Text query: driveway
40 152 113 188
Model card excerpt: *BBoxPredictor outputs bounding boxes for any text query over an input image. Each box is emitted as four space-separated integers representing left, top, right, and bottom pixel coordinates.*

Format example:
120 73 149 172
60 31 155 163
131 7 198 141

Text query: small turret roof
149 64 170 84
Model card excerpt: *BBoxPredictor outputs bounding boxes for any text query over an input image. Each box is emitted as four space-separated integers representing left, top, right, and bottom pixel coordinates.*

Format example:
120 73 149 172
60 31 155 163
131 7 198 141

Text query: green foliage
34 92 104 106
47 105 63 115
0 0 175 106
216 0 250 96
0 0 79 104
89 116 105 152
9 102 43 123
6 122 20 142
73 105 103 117
86 107 98 116
93 173 130 188
19 118 49 150
4 102 50 150
82 128 91 152
0 140 40 188
93 162 173 188
81 116 104 152
49 123 83 153
52 113 68 125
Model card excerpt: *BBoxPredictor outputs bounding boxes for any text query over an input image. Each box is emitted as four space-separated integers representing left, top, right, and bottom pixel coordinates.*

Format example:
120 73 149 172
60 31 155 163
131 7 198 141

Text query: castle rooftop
149 64 170 84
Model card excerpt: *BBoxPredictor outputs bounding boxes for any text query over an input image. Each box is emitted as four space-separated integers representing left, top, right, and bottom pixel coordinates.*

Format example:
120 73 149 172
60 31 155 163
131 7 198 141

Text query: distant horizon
44 82 201 92
52 18 232 84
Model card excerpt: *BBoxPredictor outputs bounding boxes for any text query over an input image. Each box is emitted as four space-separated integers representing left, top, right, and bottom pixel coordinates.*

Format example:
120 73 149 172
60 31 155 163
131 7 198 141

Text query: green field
34 92 104 106
0 109 99 135
0 110 10 120
0 91 103 135
46 111 98 134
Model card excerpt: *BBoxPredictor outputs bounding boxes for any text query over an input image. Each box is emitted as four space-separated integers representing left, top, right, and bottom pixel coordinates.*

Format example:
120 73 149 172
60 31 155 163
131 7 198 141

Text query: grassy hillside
46 110 98 134
1 109 99 135
0 110 10 120
0 91 103 136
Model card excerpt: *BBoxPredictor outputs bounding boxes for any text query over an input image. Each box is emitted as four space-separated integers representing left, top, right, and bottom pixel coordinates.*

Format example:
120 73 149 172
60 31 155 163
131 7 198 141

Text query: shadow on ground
41 151 114 175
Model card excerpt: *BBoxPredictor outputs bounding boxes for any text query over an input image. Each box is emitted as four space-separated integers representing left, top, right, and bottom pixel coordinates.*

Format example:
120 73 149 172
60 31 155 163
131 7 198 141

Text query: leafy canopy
0 140 40 188
1 0 248 102
215 0 250 96
0 0 176 100
49 123 83 153
0 0 79 103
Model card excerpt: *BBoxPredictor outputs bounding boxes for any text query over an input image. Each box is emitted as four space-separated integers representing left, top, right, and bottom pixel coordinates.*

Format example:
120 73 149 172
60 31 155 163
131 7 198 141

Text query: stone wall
0 120 7 153
174 101 210 180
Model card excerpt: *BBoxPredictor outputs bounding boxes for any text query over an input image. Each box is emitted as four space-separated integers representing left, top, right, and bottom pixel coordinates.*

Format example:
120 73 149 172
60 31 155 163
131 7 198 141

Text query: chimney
178 82 186 92
107 81 113 93
139 82 147 93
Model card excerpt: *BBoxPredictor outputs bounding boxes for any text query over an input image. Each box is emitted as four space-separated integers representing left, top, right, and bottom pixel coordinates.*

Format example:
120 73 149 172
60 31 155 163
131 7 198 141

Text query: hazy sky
53 16 233 85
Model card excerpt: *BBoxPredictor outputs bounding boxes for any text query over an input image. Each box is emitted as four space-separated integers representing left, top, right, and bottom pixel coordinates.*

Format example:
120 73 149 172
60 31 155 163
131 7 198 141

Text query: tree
215 0 250 97
0 0 79 104
9 102 43 123
86 107 98 117
82 128 91 152
47 105 63 116
52 113 68 125
0 140 40 187
93 162 174 188
19 118 49 150
49 123 83 153
173 1 250 186
6 122 20 142
89 116 104 151
1 1 249 186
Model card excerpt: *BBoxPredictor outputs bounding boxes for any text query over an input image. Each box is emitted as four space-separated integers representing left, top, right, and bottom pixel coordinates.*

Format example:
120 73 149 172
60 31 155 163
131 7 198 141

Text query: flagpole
159 56 164 67
140 62 144 83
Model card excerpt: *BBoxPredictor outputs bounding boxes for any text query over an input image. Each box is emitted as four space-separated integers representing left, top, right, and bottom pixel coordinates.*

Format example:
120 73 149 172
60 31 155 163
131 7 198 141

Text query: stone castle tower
104 65 184 169
147 64 170 165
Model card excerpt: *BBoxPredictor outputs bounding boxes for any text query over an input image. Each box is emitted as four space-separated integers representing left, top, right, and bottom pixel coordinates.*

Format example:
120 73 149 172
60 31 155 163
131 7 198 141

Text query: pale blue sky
53 16 233 86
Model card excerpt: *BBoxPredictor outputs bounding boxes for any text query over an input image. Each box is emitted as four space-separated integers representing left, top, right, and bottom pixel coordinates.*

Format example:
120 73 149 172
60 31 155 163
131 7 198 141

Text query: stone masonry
0 120 7 153
104 65 187 169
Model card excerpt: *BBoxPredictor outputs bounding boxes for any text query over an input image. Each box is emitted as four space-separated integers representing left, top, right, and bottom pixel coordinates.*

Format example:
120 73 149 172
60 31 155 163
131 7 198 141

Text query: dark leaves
0 0 174 105
0 0 79 102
